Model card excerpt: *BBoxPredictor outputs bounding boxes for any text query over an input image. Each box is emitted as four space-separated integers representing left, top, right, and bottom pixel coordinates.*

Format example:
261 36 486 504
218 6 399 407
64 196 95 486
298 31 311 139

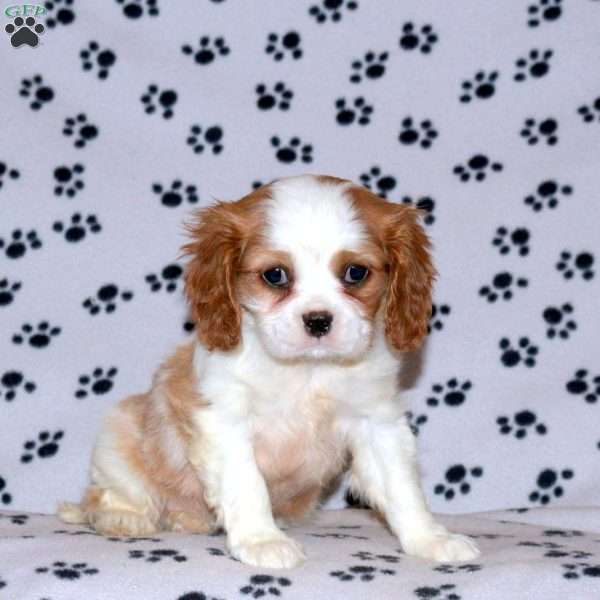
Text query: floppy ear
384 204 436 352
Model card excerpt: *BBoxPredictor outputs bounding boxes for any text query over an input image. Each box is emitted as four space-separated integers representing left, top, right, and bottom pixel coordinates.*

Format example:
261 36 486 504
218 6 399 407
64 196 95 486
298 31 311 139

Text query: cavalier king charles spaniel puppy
59 174 479 568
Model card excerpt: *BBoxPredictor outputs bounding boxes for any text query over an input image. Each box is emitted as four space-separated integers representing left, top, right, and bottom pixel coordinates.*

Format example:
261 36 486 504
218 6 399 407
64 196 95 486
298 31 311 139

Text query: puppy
58 174 479 568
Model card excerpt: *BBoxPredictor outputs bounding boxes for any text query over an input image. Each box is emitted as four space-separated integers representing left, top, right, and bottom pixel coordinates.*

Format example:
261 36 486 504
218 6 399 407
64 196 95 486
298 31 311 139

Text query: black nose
302 311 333 338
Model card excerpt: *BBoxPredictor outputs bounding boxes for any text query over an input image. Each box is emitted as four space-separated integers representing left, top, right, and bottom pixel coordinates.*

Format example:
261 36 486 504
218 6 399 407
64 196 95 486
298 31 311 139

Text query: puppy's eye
262 267 289 287
343 264 369 284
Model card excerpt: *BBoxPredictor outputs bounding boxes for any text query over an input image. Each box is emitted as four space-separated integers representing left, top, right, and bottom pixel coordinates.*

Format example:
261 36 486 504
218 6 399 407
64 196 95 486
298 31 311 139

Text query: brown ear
384 204 436 352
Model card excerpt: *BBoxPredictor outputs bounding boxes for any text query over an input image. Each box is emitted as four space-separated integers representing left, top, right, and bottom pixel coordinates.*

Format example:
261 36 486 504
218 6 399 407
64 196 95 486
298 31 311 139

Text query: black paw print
562 562 600 580
479 272 528 302
83 284 133 315
524 179 572 212
265 30 302 61
116 0 159 18
399 118 437 148
270 136 313 163
402 197 435 225
44 0 76 27
406 410 428 436
20 74 54 110
330 565 395 582
54 163 85 197
21 430 64 463
129 548 187 563
434 465 483 500
145 263 183 292
0 278 21 306
0 229 42 259
141 85 177 119
492 227 530 256
556 250 594 280
335 96 374 126
182 35 230 64
499 336 539 367
359 166 397 198
453 154 503 182
183 319 195 333
75 367 117 398
0 161 20 189
529 468 573 505
0 476 12 505
309 0 358 23
152 181 198 207
577 96 600 123
514 49 553 81
63 113 99 148
427 378 472 408
428 303 450 333
520 117 558 145
80 41 117 79
53 213 101 243
0 512 28 524
399 22 438 54
459 70 498 103
434 564 482 574
13 321 61 348
5 15 44 47
566 369 600 404
256 82 293 111
187 124 224 154
36 560 98 580
527 0 562 27
351 550 401 564
542 303 576 339
240 574 292 597
350 51 388 83
414 584 461 599
497 410 547 438
1 370 36 402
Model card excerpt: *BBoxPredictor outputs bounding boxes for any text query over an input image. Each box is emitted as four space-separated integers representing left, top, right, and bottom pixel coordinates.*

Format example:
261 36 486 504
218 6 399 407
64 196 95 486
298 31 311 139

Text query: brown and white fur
58 174 480 568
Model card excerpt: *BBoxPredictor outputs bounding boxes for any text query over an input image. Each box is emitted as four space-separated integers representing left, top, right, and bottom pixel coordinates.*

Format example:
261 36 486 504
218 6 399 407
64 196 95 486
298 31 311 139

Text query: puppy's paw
230 533 306 569
91 510 158 537
403 530 480 563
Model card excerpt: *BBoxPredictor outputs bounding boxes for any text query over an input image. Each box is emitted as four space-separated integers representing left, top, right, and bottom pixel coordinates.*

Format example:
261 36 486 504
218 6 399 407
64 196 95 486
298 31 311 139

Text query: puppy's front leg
348 415 480 562
193 409 305 569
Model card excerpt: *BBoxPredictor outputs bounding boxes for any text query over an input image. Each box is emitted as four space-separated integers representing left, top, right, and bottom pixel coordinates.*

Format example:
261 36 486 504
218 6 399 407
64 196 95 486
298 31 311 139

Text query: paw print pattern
141 85 178 119
414 584 461 599
453 154 503 182
428 303 451 333
240 574 292 597
13 321 61 348
566 369 600 404
182 36 230 65
1 370 36 402
309 0 358 23
402 196 436 225
54 163 85 197
63 113 99 148
577 96 600 123
75 367 117 398
36 561 98 580
0 229 42 259
542 303 576 339
20 75 54 110
399 22 438 54
406 410 428 436
527 0 562 27
187 125 224 155
335 97 374 126
351 550 401 564
265 30 302 61
129 549 187 563
0 278 22 306
514 49 553 81
529 468 574 505
0 161 20 189
255 82 293 111
152 181 198 208
556 250 594 280
459 70 499 103
330 565 395 582
499 337 539 367
520 117 558 145
479 272 528 302
53 213 102 243
398 118 438 148
145 263 183 292
427 378 472 408
0 512 28 524
116 0 159 19
80 41 117 79
0 476 12 505
434 564 482 574
492 227 530 256
83 284 133 315
21 430 64 463
562 562 600 580
5 15 44 47
44 0 76 28
270 136 313 163
497 410 548 438
524 179 572 212
434 464 483 501
359 166 397 198
350 51 388 83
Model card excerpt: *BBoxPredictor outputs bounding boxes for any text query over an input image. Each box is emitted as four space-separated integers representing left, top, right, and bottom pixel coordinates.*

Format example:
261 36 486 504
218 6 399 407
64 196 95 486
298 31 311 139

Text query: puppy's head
183 175 434 359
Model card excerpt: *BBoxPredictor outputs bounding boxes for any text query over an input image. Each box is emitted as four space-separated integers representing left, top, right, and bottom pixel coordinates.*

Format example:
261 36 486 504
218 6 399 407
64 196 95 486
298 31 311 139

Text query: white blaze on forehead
265 175 366 256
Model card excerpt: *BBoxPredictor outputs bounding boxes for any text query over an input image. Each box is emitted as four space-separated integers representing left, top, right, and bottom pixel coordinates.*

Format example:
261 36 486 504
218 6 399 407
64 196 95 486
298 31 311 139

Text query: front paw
403 530 480 563
229 533 306 569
